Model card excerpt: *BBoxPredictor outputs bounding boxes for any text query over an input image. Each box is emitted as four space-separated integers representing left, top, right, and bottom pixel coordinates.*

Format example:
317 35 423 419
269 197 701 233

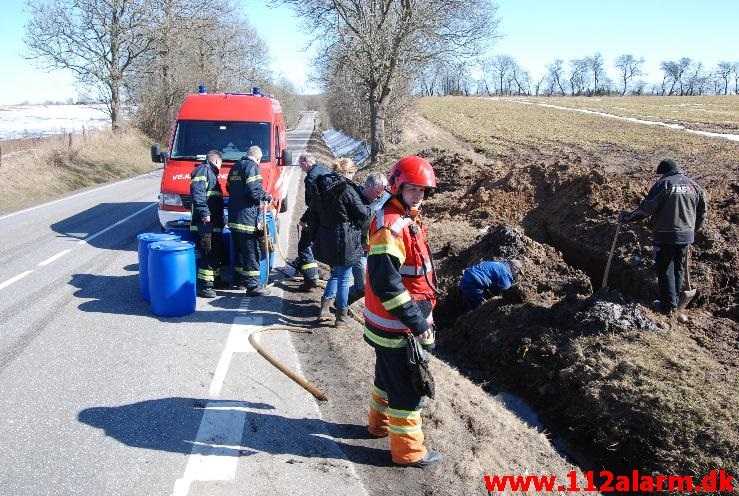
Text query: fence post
68 133 73 148
0 146 2 168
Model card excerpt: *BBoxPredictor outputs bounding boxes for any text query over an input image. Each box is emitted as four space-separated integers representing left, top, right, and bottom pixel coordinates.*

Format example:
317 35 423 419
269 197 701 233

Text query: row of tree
24 0 299 143
281 0 502 162
434 54 739 98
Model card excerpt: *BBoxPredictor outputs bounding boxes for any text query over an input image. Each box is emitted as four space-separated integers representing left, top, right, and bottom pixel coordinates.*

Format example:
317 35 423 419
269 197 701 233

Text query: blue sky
0 0 737 105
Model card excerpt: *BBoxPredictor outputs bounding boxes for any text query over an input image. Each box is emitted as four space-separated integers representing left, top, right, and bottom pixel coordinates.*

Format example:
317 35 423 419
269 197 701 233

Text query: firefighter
226 146 273 296
295 152 331 291
363 155 442 468
190 149 226 298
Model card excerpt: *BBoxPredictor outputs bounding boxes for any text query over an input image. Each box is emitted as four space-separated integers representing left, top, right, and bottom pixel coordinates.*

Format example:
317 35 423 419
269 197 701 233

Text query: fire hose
248 325 328 401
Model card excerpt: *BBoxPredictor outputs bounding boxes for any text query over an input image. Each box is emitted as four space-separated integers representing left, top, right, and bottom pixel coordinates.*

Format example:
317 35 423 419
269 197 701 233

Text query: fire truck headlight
160 194 183 206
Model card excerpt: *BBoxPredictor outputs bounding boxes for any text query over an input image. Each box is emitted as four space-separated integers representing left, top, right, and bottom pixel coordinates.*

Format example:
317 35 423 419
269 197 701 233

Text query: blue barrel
259 211 277 285
164 219 198 243
137 233 180 301
222 225 235 268
148 241 196 317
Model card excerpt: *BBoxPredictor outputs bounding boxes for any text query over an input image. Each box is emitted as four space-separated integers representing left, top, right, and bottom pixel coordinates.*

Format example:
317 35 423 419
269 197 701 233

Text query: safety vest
363 198 436 348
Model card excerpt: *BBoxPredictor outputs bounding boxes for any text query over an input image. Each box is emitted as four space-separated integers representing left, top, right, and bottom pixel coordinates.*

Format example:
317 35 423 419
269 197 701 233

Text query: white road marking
0 171 160 222
171 402 249 496
38 249 72 266
209 316 260 397
77 203 157 244
0 270 34 291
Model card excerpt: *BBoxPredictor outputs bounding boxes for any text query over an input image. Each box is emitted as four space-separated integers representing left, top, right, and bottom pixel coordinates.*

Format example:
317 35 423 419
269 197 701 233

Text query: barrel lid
148 240 195 252
164 219 190 228
138 232 179 242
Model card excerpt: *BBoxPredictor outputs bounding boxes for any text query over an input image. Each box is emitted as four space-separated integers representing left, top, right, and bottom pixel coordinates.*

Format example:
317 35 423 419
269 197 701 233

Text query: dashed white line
0 270 34 291
38 249 72 266
77 203 157 244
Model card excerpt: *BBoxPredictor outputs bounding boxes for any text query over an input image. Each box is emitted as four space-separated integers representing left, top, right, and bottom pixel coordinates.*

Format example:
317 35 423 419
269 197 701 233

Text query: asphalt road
0 112 368 495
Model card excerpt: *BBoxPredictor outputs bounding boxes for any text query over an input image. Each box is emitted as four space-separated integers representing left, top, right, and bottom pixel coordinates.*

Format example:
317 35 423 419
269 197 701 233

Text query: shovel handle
685 245 692 291
601 222 621 290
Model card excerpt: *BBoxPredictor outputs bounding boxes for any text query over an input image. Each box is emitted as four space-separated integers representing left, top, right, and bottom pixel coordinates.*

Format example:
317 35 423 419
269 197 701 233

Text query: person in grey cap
618 158 707 315
459 259 523 312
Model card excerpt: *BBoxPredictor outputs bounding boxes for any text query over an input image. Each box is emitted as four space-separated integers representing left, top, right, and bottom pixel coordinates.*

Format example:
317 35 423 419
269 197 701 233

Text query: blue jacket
459 261 514 296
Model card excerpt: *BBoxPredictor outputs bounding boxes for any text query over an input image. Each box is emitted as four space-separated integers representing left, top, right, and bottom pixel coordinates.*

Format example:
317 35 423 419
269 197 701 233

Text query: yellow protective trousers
368 347 427 464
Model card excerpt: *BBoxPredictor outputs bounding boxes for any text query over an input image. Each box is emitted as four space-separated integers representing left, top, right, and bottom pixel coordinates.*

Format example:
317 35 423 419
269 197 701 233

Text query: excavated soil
293 118 738 493
417 143 738 486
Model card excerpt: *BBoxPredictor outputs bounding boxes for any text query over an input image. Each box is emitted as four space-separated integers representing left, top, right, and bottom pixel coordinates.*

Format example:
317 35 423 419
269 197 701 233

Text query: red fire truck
151 86 293 228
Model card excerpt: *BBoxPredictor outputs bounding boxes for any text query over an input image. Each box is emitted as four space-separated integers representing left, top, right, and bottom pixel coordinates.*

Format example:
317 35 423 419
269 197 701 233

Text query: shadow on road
78 397 391 467
50 201 159 251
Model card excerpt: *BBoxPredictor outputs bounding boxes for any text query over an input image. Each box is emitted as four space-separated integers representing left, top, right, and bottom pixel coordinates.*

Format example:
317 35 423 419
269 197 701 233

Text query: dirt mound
415 144 739 484
434 225 738 482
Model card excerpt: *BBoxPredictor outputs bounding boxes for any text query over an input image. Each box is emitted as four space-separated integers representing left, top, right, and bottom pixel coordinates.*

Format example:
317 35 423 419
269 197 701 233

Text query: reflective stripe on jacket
226 156 269 233
190 161 224 227
363 198 436 349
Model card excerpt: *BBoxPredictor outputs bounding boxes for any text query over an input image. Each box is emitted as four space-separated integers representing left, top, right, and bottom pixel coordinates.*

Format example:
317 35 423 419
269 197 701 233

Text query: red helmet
387 155 437 195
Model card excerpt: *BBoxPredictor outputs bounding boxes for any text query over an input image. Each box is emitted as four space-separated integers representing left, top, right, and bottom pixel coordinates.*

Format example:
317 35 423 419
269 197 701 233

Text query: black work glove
199 233 212 255
617 211 631 223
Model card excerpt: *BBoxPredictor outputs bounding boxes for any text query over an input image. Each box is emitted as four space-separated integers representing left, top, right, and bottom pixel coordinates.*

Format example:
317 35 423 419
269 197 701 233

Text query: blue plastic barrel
148 241 196 317
222 225 235 268
164 219 198 243
137 233 180 301
259 211 277 285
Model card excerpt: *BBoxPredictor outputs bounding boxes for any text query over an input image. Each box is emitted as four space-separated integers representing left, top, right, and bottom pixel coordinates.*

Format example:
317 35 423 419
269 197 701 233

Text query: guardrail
321 129 370 165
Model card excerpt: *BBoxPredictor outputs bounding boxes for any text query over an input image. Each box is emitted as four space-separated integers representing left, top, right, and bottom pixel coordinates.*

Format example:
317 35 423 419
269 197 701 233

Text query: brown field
349 95 738 489
0 128 158 215
512 95 739 133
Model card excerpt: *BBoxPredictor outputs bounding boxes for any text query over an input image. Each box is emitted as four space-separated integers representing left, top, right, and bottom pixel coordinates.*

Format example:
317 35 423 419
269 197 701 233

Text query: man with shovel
618 159 707 315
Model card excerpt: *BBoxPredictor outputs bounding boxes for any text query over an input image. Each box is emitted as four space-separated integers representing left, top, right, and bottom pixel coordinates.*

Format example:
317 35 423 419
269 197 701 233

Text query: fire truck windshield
170 121 271 162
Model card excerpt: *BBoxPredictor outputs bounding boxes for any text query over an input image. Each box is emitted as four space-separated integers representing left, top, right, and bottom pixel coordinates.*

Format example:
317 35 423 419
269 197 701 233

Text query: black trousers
296 227 319 280
195 225 224 288
654 243 688 310
232 231 262 289
374 347 423 412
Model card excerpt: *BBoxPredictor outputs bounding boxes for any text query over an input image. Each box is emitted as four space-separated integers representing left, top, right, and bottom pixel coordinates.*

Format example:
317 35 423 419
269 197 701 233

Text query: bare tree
569 58 588 96
733 62 739 95
715 61 735 95
282 0 501 162
128 0 270 141
660 57 693 95
24 0 157 130
545 59 567 96
614 54 644 96
486 55 515 95
584 52 604 95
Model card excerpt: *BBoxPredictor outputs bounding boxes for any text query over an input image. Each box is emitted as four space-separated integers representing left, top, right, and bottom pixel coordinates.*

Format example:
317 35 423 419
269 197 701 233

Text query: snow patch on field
0 104 109 140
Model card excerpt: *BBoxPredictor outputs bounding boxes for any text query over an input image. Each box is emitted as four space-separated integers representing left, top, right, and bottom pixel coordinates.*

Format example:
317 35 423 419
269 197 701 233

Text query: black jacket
624 170 708 244
300 163 332 224
190 160 224 227
308 173 372 266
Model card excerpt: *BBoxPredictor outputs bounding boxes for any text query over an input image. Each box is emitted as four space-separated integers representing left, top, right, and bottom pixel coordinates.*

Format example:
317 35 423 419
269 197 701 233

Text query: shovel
601 222 621 290
678 245 697 309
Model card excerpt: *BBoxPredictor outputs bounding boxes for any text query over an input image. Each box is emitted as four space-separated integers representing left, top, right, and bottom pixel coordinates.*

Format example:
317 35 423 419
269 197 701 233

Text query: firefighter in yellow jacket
363 155 441 468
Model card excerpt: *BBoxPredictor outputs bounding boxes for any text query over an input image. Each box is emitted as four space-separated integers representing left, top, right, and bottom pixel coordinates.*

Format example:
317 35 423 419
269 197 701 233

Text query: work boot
298 277 319 292
334 308 350 328
651 300 675 316
316 297 334 324
399 451 443 469
245 286 270 297
197 287 216 298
